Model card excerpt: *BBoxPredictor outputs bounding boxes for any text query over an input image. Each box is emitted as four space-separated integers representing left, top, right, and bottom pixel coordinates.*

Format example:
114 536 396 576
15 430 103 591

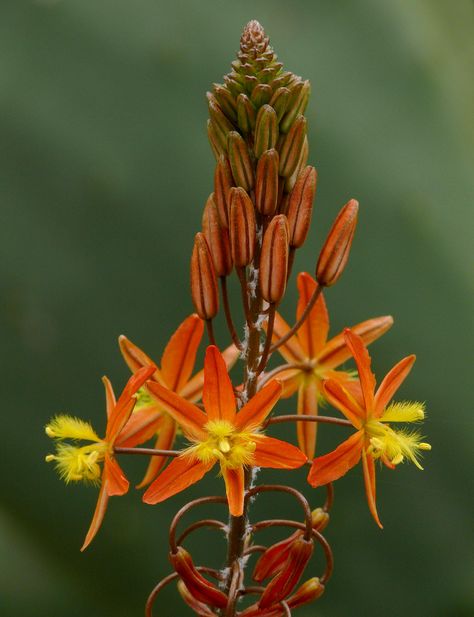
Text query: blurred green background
1 0 473 615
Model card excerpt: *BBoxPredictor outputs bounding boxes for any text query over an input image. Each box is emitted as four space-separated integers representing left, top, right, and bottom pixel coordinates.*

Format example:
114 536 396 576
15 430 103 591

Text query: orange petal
161 314 204 391
362 449 382 528
106 365 156 442
322 379 365 428
104 456 129 496
222 466 245 516
271 311 305 363
307 431 364 487
343 329 375 411
136 416 178 488
234 381 282 431
102 376 116 419
317 315 393 369
296 272 329 358
118 335 163 383
277 369 302 398
80 476 109 551
253 435 307 469
297 379 319 459
203 345 236 422
116 405 165 448
374 354 416 417
143 455 213 505
146 381 207 440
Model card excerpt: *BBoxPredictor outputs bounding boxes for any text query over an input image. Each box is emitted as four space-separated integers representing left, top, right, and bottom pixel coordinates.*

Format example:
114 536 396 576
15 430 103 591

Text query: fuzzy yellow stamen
381 401 425 423
45 415 100 442
46 442 107 485
187 419 257 469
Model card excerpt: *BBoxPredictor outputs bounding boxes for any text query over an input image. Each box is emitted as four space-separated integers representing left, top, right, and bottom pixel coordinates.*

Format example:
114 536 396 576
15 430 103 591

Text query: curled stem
169 495 228 553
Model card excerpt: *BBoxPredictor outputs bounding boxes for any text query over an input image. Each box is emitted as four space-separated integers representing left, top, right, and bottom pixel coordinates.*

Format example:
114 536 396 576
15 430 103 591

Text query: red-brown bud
253 533 298 583
227 131 255 192
214 155 234 228
229 187 256 267
259 215 289 304
269 86 291 122
207 120 224 160
258 536 314 609
208 97 233 151
212 84 237 124
177 581 219 617
202 195 233 277
255 149 279 216
316 199 359 287
190 233 219 320
237 93 256 134
278 115 307 178
286 166 317 248
287 577 325 607
254 105 278 159
170 547 228 609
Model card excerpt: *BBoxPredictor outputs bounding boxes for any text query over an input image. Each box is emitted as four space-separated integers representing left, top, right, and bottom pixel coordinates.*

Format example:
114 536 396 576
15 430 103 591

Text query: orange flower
308 329 430 527
119 314 239 486
143 346 307 516
270 272 393 458
45 366 155 550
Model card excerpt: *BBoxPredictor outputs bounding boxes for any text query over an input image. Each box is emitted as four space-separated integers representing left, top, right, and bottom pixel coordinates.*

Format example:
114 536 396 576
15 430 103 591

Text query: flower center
46 443 107 485
365 419 430 468
189 420 257 469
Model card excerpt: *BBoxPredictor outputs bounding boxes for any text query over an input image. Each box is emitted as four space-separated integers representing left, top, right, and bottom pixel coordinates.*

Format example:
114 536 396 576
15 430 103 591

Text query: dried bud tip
316 199 359 287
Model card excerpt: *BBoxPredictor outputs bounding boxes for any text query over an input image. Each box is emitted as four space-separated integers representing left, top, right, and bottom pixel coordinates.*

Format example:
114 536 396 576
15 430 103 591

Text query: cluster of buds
45 20 430 617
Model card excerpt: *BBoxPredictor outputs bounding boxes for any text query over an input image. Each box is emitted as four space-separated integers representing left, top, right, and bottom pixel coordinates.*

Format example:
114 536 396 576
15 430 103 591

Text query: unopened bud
190 233 219 320
212 84 237 124
259 536 314 609
170 547 228 609
253 532 298 582
288 577 325 607
214 156 234 228
259 215 289 304
311 507 330 532
286 166 317 248
285 134 309 193
227 131 255 192
255 149 279 216
251 83 272 108
316 199 359 287
202 195 233 277
208 97 233 151
207 120 224 160
237 93 256 134
278 115 307 178
269 86 291 122
280 80 311 133
254 105 278 159
224 74 245 98
229 187 256 267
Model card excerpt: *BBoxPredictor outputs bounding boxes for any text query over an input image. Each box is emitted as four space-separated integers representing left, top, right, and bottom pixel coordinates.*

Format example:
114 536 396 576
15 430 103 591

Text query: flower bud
259 215 289 304
202 195 233 277
207 120 224 160
177 581 219 617
284 134 309 193
316 199 359 287
212 84 237 124
286 166 317 248
269 86 291 122
254 105 278 159
311 507 330 532
251 83 272 108
190 233 219 320
170 547 228 609
214 156 234 228
227 131 255 192
258 536 314 609
237 93 256 134
255 149 279 216
278 115 307 178
229 187 256 267
224 74 245 97
280 80 311 133
253 533 298 582
288 577 325 606
208 97 233 151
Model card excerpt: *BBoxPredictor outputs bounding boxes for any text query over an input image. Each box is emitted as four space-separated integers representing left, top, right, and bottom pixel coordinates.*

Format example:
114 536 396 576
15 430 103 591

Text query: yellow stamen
51 442 107 485
45 415 100 442
188 419 257 469
381 401 425 423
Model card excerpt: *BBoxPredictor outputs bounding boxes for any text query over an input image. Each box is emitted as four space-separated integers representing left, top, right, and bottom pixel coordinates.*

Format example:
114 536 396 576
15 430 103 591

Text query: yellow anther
391 453 404 465
218 439 231 453
45 454 56 462
370 437 385 452
45 426 55 438
419 442 431 451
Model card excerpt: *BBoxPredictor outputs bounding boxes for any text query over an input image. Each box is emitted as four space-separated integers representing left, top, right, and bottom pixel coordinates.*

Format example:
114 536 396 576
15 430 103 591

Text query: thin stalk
256 303 275 374
270 283 323 353
236 267 251 324
265 414 351 428
114 446 181 457
206 318 217 345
